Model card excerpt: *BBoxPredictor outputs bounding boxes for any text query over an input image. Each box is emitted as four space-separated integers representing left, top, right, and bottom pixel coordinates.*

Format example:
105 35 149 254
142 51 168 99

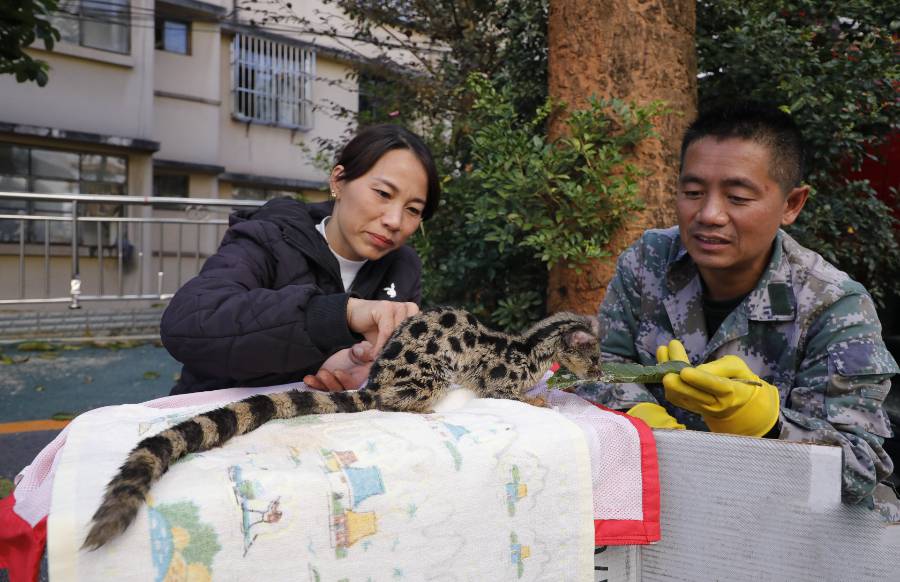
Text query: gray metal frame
0 192 264 308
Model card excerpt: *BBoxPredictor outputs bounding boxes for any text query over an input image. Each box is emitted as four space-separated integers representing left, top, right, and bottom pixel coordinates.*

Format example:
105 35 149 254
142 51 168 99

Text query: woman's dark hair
335 124 441 220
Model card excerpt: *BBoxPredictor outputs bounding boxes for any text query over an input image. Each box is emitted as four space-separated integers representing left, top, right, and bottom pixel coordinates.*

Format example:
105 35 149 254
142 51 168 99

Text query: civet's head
555 314 602 379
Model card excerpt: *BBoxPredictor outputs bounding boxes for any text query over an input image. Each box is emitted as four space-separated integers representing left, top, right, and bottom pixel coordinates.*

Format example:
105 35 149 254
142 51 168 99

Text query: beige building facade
0 0 368 310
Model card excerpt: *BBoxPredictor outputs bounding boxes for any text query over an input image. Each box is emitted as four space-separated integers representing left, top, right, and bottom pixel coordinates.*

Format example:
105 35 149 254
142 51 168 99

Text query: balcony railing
0 192 265 308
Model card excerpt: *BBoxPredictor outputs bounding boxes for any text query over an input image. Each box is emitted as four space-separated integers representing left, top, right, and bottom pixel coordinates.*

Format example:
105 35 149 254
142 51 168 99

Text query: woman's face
327 148 428 261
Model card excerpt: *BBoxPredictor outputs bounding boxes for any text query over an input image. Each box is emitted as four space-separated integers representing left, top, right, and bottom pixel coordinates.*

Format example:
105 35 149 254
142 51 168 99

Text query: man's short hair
680 102 806 193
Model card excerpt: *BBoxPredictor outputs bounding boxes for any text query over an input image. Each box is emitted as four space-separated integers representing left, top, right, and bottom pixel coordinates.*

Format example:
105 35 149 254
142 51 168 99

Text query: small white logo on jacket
383 283 397 298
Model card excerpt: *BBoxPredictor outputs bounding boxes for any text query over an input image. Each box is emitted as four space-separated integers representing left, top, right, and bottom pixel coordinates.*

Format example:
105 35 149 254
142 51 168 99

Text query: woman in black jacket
161 125 441 394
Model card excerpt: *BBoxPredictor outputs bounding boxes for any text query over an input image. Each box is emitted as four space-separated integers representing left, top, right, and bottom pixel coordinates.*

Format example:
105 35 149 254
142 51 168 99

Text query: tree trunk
546 0 697 314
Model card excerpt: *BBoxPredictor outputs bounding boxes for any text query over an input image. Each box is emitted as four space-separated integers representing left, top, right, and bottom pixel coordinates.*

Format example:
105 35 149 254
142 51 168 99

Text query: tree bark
546 0 697 314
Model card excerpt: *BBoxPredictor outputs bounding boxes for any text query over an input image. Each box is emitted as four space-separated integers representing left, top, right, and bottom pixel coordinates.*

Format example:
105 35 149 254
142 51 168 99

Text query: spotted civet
83 307 602 549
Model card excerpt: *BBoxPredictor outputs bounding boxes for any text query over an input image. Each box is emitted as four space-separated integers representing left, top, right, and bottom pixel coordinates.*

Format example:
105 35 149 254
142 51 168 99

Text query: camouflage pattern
873 483 900 523
577 227 898 504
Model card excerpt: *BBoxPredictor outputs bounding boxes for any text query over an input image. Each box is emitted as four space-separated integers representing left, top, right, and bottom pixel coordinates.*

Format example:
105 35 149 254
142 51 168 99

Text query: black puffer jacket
161 197 422 394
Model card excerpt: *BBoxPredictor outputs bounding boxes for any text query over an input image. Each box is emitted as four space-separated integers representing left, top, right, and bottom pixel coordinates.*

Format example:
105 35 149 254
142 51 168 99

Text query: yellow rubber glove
655 339 690 365
624 339 691 430
662 355 780 438
626 402 686 430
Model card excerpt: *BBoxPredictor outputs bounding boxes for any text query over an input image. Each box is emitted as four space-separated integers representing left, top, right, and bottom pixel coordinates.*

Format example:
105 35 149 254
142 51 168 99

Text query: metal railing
0 192 265 308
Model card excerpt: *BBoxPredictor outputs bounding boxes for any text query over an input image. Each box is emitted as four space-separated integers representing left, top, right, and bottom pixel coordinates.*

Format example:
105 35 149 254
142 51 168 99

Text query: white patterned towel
3 382 660 582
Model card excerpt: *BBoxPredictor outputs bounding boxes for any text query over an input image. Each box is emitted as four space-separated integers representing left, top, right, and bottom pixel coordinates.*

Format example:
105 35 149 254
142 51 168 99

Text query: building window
0 143 127 244
231 34 315 130
155 18 190 54
152 173 190 209
153 174 189 198
52 0 131 54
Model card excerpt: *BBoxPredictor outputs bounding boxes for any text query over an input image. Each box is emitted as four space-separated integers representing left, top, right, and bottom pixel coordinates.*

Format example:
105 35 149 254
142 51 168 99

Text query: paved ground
0 340 180 494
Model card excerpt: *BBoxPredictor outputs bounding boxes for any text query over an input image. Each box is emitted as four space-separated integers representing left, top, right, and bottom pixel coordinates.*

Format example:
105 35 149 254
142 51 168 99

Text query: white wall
0 0 155 141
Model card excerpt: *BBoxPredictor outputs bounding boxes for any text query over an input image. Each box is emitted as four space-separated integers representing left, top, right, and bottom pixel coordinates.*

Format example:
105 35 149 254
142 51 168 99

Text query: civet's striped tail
83 389 378 550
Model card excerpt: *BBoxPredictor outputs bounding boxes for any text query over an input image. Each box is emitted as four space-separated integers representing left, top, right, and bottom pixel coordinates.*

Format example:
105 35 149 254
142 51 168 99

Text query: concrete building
0 0 372 321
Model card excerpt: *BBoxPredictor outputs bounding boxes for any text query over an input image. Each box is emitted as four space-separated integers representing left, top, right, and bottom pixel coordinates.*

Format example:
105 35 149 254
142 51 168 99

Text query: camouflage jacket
577 227 898 504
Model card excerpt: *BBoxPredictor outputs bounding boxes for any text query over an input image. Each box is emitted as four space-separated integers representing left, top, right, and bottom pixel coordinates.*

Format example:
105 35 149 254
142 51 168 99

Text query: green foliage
0 478 13 500
330 0 548 127
412 167 548 330
293 0 549 168
292 0 551 329
0 0 60 86
293 2 665 329
417 75 665 329
463 75 664 269
298 0 898 320
697 0 900 305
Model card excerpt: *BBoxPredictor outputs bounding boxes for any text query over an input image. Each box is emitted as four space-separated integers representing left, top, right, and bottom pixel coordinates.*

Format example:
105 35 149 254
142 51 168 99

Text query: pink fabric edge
588 402 662 546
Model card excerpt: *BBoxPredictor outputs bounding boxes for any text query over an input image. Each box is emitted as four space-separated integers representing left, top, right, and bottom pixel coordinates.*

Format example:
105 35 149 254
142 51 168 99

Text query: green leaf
17 342 56 352
0 478 13 500
51 411 79 421
597 361 689 384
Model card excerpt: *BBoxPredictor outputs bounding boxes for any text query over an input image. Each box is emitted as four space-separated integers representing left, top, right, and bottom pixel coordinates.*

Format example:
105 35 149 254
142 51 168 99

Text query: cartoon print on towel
138 410 205 437
509 531 531 579
506 465 528 516
425 416 471 471
148 499 221 582
228 465 284 556
139 403 325 440
321 448 386 559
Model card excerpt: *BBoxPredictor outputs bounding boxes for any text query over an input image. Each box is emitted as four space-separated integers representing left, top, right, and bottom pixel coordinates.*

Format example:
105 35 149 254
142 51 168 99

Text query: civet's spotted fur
83 307 601 549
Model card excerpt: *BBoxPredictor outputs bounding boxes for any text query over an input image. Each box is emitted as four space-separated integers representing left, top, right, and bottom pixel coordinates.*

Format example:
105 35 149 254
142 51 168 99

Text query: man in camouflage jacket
577 103 897 504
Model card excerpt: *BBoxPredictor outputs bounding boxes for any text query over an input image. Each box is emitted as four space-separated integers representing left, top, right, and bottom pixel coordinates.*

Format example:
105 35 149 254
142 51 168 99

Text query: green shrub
415 74 665 329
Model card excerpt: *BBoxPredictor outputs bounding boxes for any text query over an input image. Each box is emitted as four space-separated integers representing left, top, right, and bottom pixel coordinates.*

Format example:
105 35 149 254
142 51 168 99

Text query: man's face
676 137 807 298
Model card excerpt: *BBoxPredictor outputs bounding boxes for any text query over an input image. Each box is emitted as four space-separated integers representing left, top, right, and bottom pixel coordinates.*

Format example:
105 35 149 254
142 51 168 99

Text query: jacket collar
245 197 403 295
663 229 796 360
743 230 797 323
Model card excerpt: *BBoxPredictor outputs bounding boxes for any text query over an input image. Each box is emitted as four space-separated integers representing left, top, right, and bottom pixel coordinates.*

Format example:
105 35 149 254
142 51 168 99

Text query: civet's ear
564 330 596 349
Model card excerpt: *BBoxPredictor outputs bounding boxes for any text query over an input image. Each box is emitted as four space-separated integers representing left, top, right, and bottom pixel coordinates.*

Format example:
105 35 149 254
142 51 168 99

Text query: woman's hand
346 298 419 355
304 341 376 392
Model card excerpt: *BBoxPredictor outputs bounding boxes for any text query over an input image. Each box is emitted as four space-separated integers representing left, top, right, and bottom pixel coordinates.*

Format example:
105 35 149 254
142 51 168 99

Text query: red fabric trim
0 493 47 582
587 402 662 546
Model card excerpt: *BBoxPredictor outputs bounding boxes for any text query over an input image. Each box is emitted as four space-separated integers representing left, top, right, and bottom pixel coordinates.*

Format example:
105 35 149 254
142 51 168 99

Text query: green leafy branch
0 0 61 86
547 361 761 391
461 73 668 270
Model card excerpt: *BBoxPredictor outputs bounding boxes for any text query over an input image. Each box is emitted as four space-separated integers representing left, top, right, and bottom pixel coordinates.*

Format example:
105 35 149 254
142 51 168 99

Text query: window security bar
231 33 315 130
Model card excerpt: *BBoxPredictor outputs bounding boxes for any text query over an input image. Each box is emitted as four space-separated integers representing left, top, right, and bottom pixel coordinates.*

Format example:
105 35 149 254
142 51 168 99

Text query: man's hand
662 354 780 437
346 298 419 355
304 341 375 392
